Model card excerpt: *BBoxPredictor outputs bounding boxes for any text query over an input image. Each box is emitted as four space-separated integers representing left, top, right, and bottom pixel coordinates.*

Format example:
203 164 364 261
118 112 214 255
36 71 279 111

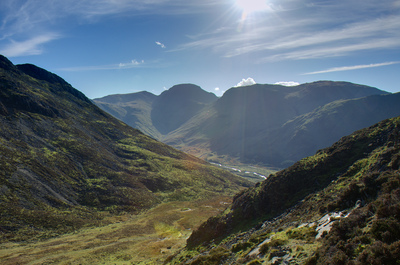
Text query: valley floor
0 196 232 265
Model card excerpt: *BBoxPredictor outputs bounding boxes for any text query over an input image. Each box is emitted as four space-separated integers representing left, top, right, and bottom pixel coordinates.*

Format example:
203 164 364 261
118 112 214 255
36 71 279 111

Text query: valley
1 53 400 265
209 162 278 183
0 196 232 264
94 81 400 168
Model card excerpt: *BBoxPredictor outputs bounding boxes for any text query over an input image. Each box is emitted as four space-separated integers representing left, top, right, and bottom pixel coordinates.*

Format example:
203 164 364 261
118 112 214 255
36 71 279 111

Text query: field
0 196 232 264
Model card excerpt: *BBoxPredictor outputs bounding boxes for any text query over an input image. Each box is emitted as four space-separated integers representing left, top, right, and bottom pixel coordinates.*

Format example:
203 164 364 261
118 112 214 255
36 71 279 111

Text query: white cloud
235 77 256 87
0 33 60 57
215 87 220 91
303 61 400 75
274 81 300 86
156 41 166 48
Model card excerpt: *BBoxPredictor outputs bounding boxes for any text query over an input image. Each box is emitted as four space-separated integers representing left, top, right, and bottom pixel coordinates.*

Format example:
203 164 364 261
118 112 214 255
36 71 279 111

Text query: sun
235 0 270 14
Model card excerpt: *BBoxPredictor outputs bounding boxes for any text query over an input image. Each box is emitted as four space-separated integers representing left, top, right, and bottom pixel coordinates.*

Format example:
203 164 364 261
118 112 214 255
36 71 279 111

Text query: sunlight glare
235 0 269 14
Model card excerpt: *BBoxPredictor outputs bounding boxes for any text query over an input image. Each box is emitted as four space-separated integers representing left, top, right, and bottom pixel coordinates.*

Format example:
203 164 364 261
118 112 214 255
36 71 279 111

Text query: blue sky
1 0 399 98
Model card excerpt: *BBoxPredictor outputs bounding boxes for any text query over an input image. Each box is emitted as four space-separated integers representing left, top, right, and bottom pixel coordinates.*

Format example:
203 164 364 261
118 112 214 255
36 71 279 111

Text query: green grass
0 196 232 265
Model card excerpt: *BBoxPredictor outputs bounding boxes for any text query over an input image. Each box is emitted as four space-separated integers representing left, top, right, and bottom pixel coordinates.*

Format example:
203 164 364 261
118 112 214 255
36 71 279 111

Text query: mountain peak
17 64 69 86
17 63 90 103
161 83 217 99
94 91 157 104
151 84 218 135
0 54 18 73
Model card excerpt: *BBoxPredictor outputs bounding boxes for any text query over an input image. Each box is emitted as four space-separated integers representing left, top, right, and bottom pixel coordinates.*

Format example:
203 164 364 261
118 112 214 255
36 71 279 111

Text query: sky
1 0 399 99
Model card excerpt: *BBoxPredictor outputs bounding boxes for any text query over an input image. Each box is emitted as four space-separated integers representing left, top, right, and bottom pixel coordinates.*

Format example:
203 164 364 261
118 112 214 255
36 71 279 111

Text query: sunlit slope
170 116 400 264
0 55 250 241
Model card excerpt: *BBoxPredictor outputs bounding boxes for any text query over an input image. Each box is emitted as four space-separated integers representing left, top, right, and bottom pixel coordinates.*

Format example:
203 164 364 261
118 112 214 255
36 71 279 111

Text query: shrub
231 241 253 253
371 218 400 244
286 226 317 241
357 241 393 265
190 246 230 265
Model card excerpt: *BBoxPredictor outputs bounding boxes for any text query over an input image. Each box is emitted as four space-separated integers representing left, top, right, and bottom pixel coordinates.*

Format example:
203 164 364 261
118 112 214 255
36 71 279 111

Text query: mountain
0 55 250 241
93 91 160 138
270 92 400 166
93 83 218 139
151 84 218 135
168 116 400 264
95 81 398 168
164 81 398 167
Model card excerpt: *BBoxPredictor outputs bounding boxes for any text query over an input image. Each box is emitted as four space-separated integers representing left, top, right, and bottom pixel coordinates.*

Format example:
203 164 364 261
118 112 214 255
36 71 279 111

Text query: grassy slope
0 55 251 242
168 116 400 264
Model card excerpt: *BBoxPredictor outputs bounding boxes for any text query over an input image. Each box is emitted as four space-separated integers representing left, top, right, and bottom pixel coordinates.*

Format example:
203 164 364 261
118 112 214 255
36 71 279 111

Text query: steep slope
151 83 218 135
164 81 391 166
242 92 400 167
169 116 400 264
0 55 250 241
94 84 218 140
93 91 160 139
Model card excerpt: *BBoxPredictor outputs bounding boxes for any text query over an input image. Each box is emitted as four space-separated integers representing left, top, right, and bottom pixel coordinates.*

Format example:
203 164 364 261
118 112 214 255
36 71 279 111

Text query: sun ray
234 0 273 31
236 0 270 14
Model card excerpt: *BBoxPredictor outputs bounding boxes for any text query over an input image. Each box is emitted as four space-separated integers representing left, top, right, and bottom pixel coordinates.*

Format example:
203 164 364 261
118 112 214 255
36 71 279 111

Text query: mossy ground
0 196 232 264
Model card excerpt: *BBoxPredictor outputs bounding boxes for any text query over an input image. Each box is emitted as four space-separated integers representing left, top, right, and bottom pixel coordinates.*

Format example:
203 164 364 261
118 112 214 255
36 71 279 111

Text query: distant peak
168 83 202 92
161 83 217 99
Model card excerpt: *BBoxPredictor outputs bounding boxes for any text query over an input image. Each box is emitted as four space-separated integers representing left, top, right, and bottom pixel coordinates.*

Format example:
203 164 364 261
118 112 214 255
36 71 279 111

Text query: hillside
93 83 218 139
93 91 160 138
168 116 400 264
151 84 218 135
0 55 250 242
164 81 398 167
94 81 400 168
227 91 400 167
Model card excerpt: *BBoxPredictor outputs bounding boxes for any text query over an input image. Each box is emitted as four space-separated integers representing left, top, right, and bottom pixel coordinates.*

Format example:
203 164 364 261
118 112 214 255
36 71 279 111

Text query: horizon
1 0 399 98
92 79 392 100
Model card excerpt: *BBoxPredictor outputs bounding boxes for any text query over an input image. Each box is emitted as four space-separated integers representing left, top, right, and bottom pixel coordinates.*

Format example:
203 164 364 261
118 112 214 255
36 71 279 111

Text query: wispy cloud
303 61 400 75
0 0 221 57
0 33 61 57
156 41 166 49
177 1 400 62
60 59 145 71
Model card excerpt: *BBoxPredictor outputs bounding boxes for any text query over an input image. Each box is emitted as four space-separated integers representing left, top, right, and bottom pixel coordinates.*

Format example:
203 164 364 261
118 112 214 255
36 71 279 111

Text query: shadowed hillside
95 81 400 168
0 55 250 242
151 84 218 135
168 116 400 264
93 91 160 138
164 81 399 167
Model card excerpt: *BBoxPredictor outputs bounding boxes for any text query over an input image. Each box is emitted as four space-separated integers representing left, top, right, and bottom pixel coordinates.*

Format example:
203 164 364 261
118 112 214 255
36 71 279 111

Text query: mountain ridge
95 80 398 168
0 55 250 242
